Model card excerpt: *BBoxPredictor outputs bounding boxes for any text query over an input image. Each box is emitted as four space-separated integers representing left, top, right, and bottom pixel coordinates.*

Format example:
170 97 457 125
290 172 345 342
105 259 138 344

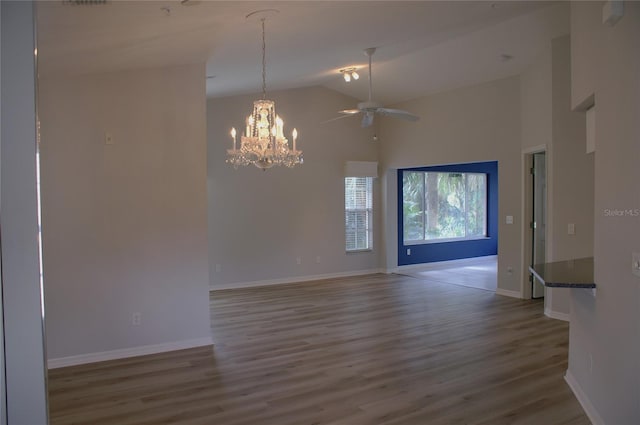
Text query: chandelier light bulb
352 71 359 80
230 127 237 150
292 128 298 151
343 72 351 82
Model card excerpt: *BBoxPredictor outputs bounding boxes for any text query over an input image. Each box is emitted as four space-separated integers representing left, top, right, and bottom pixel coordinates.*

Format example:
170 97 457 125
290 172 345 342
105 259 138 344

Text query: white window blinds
345 177 373 251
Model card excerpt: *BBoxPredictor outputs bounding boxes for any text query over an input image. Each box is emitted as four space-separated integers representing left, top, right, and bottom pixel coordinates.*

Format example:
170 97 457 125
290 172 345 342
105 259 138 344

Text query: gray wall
519 33 595 318
519 41 553 301
0 1 49 423
568 2 640 423
38 64 212 360
547 35 594 316
207 86 381 289
378 76 522 294
0 4 5 422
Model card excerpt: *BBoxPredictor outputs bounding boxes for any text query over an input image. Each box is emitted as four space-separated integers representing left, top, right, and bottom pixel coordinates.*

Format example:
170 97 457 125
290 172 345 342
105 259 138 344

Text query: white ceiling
36 0 568 105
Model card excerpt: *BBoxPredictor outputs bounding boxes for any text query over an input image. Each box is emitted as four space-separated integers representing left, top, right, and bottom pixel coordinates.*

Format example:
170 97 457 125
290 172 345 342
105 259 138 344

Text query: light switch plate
506 215 513 225
632 252 640 278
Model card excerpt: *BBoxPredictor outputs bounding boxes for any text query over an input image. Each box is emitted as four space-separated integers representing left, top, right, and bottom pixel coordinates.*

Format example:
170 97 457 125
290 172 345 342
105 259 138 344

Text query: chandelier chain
261 18 267 100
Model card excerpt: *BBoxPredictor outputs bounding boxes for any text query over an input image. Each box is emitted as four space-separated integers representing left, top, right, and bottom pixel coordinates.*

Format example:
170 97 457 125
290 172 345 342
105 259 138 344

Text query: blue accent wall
397 161 498 266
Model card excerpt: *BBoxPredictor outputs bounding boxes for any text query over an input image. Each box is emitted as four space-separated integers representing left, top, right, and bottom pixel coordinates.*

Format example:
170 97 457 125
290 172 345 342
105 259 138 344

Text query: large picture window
345 177 373 251
403 171 487 243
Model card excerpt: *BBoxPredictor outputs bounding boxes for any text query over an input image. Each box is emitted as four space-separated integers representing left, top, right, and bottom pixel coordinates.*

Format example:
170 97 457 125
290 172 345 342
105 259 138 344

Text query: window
403 171 487 243
345 177 373 251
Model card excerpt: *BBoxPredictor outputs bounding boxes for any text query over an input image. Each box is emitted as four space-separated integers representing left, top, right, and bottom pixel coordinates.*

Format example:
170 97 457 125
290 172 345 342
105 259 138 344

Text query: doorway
531 152 546 299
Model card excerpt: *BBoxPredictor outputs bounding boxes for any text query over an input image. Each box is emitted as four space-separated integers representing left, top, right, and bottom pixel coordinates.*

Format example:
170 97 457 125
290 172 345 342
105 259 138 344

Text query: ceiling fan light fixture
340 67 358 83
329 48 419 128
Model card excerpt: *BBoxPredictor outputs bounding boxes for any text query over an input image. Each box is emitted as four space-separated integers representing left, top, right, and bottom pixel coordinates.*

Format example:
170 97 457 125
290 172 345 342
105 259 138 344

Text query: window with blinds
345 177 373 251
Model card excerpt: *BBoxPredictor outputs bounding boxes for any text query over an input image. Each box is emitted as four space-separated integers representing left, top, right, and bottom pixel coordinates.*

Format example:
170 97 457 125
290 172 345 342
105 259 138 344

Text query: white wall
207 86 381 289
519 42 552 301
547 35 594 317
550 35 594 262
519 33 594 318
570 1 599 111
567 2 640 424
0 1 49 423
38 64 212 361
379 76 522 294
521 44 552 152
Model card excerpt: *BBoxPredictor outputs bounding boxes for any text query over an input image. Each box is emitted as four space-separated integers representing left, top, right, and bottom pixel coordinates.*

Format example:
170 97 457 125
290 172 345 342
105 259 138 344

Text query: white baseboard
544 307 570 322
396 255 497 273
495 288 523 299
210 268 384 291
48 337 213 369
565 370 604 425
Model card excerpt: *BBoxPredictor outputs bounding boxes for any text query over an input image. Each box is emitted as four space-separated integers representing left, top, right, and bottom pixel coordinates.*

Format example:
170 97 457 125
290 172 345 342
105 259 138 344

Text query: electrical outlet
315 256 321 264
568 223 575 235
506 215 514 224
215 264 221 273
296 257 302 265
132 312 142 326
407 248 411 256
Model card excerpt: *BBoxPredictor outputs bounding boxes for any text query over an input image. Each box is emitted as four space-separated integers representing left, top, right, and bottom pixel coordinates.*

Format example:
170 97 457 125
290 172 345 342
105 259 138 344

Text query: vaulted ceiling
36 0 567 104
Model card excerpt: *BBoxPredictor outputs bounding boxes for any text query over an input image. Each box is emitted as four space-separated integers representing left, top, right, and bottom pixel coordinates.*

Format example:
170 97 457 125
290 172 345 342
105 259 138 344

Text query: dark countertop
529 257 596 288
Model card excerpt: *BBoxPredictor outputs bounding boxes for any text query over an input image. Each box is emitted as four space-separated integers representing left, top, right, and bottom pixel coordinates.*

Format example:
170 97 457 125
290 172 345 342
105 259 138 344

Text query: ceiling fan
331 47 420 128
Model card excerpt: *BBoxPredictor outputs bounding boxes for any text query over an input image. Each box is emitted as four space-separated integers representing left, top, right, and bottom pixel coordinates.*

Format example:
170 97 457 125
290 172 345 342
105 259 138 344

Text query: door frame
520 145 553 299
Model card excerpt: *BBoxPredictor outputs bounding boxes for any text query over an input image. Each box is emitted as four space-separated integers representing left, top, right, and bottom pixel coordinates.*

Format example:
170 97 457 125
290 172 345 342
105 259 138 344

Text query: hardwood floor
401 256 497 292
48 273 590 424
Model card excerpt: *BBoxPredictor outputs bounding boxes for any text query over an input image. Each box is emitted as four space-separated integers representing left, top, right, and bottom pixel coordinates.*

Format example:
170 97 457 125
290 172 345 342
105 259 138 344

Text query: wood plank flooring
48 273 590 424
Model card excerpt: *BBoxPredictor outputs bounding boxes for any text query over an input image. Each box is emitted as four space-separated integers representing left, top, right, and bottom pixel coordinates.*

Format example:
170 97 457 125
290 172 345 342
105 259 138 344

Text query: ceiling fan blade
361 113 374 128
322 114 358 124
377 108 420 122
338 109 361 115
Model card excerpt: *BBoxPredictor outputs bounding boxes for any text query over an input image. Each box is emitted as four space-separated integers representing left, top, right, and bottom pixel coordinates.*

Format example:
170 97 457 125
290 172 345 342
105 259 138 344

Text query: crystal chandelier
226 13 303 170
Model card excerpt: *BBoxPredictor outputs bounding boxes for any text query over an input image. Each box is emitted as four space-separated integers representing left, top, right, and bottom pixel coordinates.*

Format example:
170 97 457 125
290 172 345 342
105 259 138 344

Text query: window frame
345 176 373 252
402 171 488 245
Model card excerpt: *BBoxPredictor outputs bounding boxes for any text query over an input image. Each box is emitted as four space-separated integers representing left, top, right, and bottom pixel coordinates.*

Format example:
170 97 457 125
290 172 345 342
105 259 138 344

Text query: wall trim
47 337 213 369
211 268 384 291
544 308 570 322
495 288 522 299
565 370 604 425
394 255 497 273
